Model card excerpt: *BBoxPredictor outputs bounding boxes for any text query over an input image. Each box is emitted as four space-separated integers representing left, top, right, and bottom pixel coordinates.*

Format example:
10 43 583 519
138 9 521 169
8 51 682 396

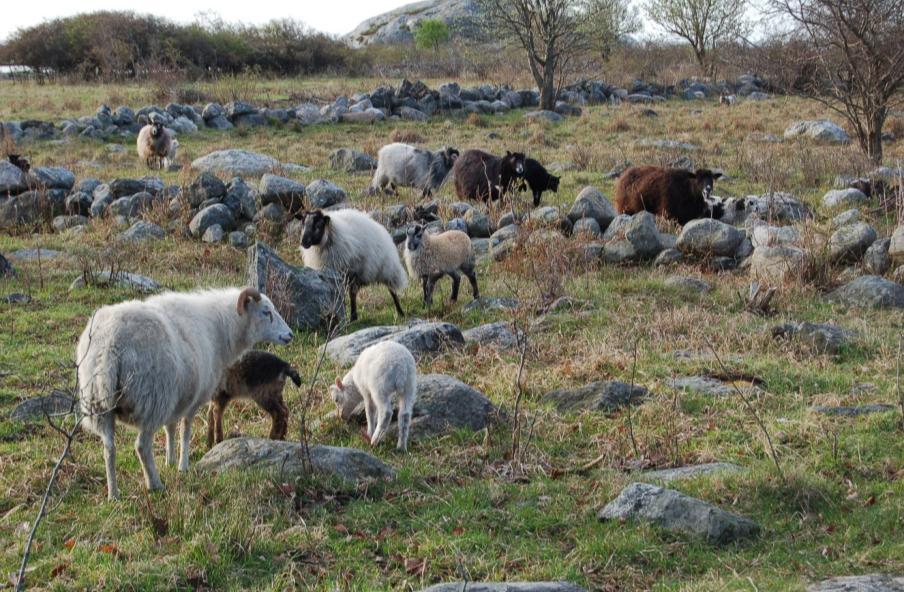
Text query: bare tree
773 0 904 164
581 0 641 61
476 0 588 110
644 0 750 76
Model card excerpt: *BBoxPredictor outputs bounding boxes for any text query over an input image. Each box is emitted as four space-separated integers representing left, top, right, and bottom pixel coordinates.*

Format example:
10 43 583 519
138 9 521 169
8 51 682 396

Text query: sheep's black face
505 151 527 177
300 210 330 249
406 224 424 251
443 147 460 169
150 122 163 138
549 175 560 192
694 169 722 200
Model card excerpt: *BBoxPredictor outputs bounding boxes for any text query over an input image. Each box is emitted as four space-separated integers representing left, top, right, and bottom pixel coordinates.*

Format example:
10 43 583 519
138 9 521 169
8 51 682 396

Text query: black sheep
518 158 560 206
452 149 526 202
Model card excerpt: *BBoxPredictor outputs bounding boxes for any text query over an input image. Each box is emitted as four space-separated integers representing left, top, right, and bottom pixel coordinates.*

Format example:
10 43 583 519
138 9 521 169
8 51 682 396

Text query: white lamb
329 341 417 452
77 287 293 500
300 208 408 321
403 223 479 306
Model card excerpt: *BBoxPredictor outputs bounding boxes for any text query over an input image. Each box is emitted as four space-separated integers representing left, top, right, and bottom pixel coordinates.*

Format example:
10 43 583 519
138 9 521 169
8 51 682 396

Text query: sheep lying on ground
207 350 301 448
403 224 479 307
452 149 526 202
370 143 459 198
330 341 417 452
77 287 293 500
300 208 408 322
615 166 724 225
137 122 178 169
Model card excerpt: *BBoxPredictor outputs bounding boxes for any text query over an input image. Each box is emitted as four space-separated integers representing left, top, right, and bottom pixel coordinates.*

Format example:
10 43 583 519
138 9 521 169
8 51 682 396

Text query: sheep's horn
236 287 262 315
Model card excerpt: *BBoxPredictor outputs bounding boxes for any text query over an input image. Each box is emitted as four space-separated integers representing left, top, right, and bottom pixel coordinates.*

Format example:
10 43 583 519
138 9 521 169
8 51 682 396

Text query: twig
897 334 903 432
509 316 528 461
708 345 785 482
625 338 640 460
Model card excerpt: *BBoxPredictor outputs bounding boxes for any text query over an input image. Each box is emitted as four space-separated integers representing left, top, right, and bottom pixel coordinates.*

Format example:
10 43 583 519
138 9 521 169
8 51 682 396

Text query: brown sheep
452 149 526 202
615 166 724 225
206 350 301 448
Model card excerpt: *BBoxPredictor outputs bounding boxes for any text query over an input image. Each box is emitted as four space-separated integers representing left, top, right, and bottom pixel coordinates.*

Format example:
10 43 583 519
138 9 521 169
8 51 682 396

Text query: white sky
0 1 415 42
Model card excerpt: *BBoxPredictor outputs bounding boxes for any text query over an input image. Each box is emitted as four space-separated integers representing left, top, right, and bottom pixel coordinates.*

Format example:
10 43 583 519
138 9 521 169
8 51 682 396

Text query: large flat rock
246 241 345 331
641 462 744 483
828 276 904 308
324 321 464 365
191 149 279 177
196 438 394 482
807 575 904 591
543 381 650 413
598 482 760 545
10 390 76 422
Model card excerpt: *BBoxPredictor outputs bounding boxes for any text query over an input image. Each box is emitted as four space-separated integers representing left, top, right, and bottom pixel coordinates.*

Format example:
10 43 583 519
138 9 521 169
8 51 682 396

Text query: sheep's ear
713 172 723 180
335 377 344 389
236 287 262 315
506 150 512 157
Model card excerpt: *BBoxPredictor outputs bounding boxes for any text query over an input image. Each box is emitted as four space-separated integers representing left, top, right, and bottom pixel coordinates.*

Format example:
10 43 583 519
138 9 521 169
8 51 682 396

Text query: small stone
543 381 650 413
202 224 225 243
664 275 711 293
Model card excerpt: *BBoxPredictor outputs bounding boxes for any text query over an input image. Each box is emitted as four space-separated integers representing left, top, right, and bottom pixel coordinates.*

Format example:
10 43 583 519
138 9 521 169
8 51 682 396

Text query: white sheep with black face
77 287 293 500
329 341 417 452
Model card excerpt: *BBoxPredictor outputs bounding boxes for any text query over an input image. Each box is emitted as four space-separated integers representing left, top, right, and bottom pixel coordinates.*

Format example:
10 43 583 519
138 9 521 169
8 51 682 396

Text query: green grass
1 81 903 590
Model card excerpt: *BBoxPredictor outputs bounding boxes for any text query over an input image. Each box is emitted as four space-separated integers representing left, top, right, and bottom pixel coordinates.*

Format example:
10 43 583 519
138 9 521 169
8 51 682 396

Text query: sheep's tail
285 366 302 387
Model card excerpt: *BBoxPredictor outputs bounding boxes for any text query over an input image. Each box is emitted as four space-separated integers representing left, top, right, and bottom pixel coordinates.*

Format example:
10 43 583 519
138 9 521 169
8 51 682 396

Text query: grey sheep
370 143 459 198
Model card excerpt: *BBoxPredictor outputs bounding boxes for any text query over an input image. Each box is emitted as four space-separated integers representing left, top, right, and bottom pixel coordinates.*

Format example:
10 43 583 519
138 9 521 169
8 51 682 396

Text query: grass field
1 78 903 591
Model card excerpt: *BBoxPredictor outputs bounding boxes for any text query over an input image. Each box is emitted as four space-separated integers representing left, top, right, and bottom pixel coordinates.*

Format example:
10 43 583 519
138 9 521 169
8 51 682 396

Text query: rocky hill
345 0 481 48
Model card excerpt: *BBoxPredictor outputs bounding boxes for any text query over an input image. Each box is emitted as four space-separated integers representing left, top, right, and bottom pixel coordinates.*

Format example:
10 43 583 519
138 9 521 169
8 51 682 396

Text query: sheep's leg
98 413 119 500
348 281 359 322
178 414 194 472
424 274 442 307
164 422 179 466
448 271 461 303
462 263 480 299
135 429 164 492
370 403 394 447
259 394 289 440
396 391 414 452
206 398 227 448
533 190 542 207
421 276 430 306
364 397 378 440
389 289 405 317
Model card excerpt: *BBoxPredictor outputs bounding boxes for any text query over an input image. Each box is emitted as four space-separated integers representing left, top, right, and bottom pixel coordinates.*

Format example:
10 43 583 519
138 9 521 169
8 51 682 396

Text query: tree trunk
539 55 558 111
863 109 886 165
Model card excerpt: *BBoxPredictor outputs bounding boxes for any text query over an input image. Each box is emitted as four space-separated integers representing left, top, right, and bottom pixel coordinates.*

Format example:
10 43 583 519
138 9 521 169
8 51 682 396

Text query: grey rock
598 482 760 544
807 575 904 592
749 246 807 283
668 376 757 397
464 208 492 238
109 178 147 198
772 321 855 354
65 192 93 216
254 202 287 225
419 584 586 592
677 219 743 257
524 110 563 123
832 209 860 226
225 177 256 220
295 102 325 125
0 160 30 195
601 212 662 262
52 215 88 232
568 186 616 230
329 148 376 172
224 100 257 119
812 404 896 417
654 248 683 266
228 230 251 248
187 172 227 207
31 167 75 191
725 193 811 225
69 271 160 293
121 220 164 242
784 119 850 144
463 296 519 313
462 321 518 349
190 204 235 238
197 438 394 482
324 321 465 365
192 150 279 177
345 0 482 47
10 390 76 422
828 275 904 308
889 226 904 264
750 224 800 249
864 238 891 275
259 174 305 212
823 188 869 209
641 462 744 483
572 217 601 237
528 206 569 231
664 275 711 293
306 179 347 209
829 222 877 262
205 115 233 130
246 241 345 330
543 381 650 413
202 224 225 243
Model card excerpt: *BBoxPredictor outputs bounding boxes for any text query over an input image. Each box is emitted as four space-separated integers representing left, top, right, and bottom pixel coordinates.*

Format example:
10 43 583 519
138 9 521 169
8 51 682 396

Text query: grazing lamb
330 341 417 451
615 166 724 225
518 158 560 206
77 287 293 500
7 154 30 172
137 122 178 169
299 208 408 322
207 350 301 448
371 143 459 198
452 149 526 202
404 224 479 307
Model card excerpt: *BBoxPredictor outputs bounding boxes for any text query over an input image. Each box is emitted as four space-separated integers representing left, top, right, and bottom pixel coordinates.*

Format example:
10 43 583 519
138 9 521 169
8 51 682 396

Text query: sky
0 1 415 42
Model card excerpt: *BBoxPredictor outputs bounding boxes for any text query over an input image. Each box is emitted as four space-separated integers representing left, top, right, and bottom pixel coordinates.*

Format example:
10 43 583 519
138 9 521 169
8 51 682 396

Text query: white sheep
370 143 459 198
329 341 417 451
403 224 479 306
77 287 293 500
137 122 178 169
300 208 408 321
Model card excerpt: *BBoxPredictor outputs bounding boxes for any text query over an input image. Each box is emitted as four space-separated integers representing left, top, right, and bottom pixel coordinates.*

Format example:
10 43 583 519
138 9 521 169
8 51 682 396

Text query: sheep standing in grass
370 143 459 198
207 350 301 448
300 208 407 322
403 224 479 307
137 122 178 169
77 287 293 500
452 149 526 202
330 341 417 451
